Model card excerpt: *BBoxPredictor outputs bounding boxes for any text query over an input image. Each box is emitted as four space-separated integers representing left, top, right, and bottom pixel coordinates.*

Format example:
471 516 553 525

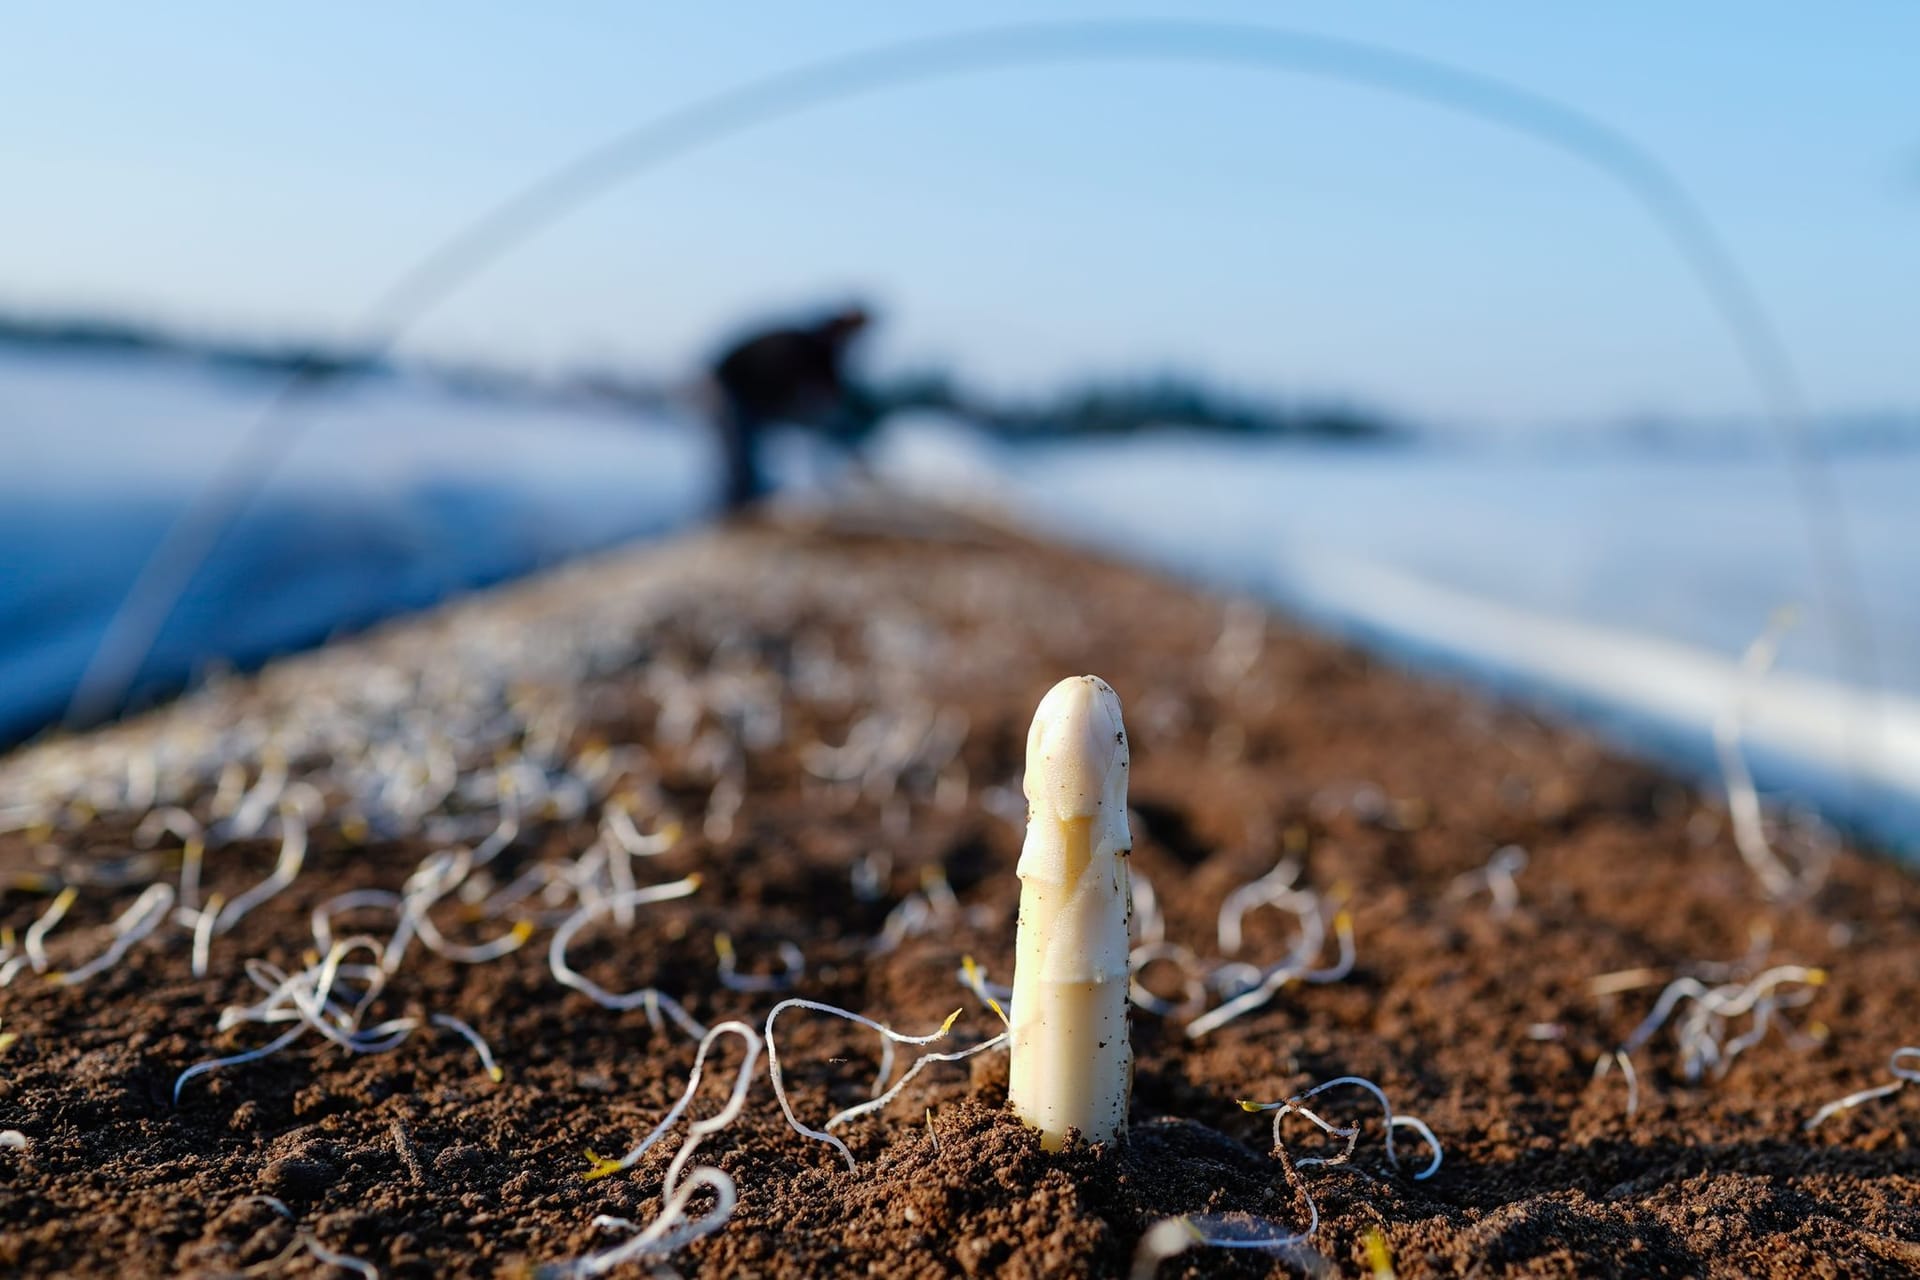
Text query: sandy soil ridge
2 504 1917 1277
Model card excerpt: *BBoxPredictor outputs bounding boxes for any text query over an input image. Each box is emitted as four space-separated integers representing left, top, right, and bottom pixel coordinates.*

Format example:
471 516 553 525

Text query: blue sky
2 3 1914 428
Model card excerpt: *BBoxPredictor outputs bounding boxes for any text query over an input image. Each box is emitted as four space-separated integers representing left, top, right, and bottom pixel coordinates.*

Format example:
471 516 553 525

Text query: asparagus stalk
1008 675 1133 1149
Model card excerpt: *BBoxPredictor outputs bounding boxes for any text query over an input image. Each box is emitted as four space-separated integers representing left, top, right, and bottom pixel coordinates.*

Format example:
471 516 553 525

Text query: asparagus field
2 504 1918 1278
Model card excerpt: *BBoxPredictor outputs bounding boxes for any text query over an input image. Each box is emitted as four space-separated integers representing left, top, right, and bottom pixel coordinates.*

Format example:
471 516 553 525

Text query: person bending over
708 304 876 510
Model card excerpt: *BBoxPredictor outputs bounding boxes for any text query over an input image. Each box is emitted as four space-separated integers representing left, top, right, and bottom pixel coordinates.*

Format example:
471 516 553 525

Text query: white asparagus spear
1008 675 1133 1149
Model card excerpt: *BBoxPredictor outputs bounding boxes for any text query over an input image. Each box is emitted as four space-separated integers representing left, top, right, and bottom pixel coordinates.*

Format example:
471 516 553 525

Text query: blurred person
707 303 879 511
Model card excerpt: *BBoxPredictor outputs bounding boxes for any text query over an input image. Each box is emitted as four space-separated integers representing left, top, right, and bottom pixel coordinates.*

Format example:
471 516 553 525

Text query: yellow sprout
582 1149 626 1181
961 955 1010 1026
1364 1227 1396 1278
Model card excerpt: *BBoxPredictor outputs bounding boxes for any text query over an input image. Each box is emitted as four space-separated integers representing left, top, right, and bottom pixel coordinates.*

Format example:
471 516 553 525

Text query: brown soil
3 503 1919 1278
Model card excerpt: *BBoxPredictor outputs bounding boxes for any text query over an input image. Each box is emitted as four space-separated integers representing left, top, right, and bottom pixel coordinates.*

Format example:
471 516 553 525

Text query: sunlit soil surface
2 502 1918 1278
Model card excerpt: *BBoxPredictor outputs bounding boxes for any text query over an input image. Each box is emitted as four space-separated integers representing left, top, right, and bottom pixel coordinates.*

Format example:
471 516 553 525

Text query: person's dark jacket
713 311 866 426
